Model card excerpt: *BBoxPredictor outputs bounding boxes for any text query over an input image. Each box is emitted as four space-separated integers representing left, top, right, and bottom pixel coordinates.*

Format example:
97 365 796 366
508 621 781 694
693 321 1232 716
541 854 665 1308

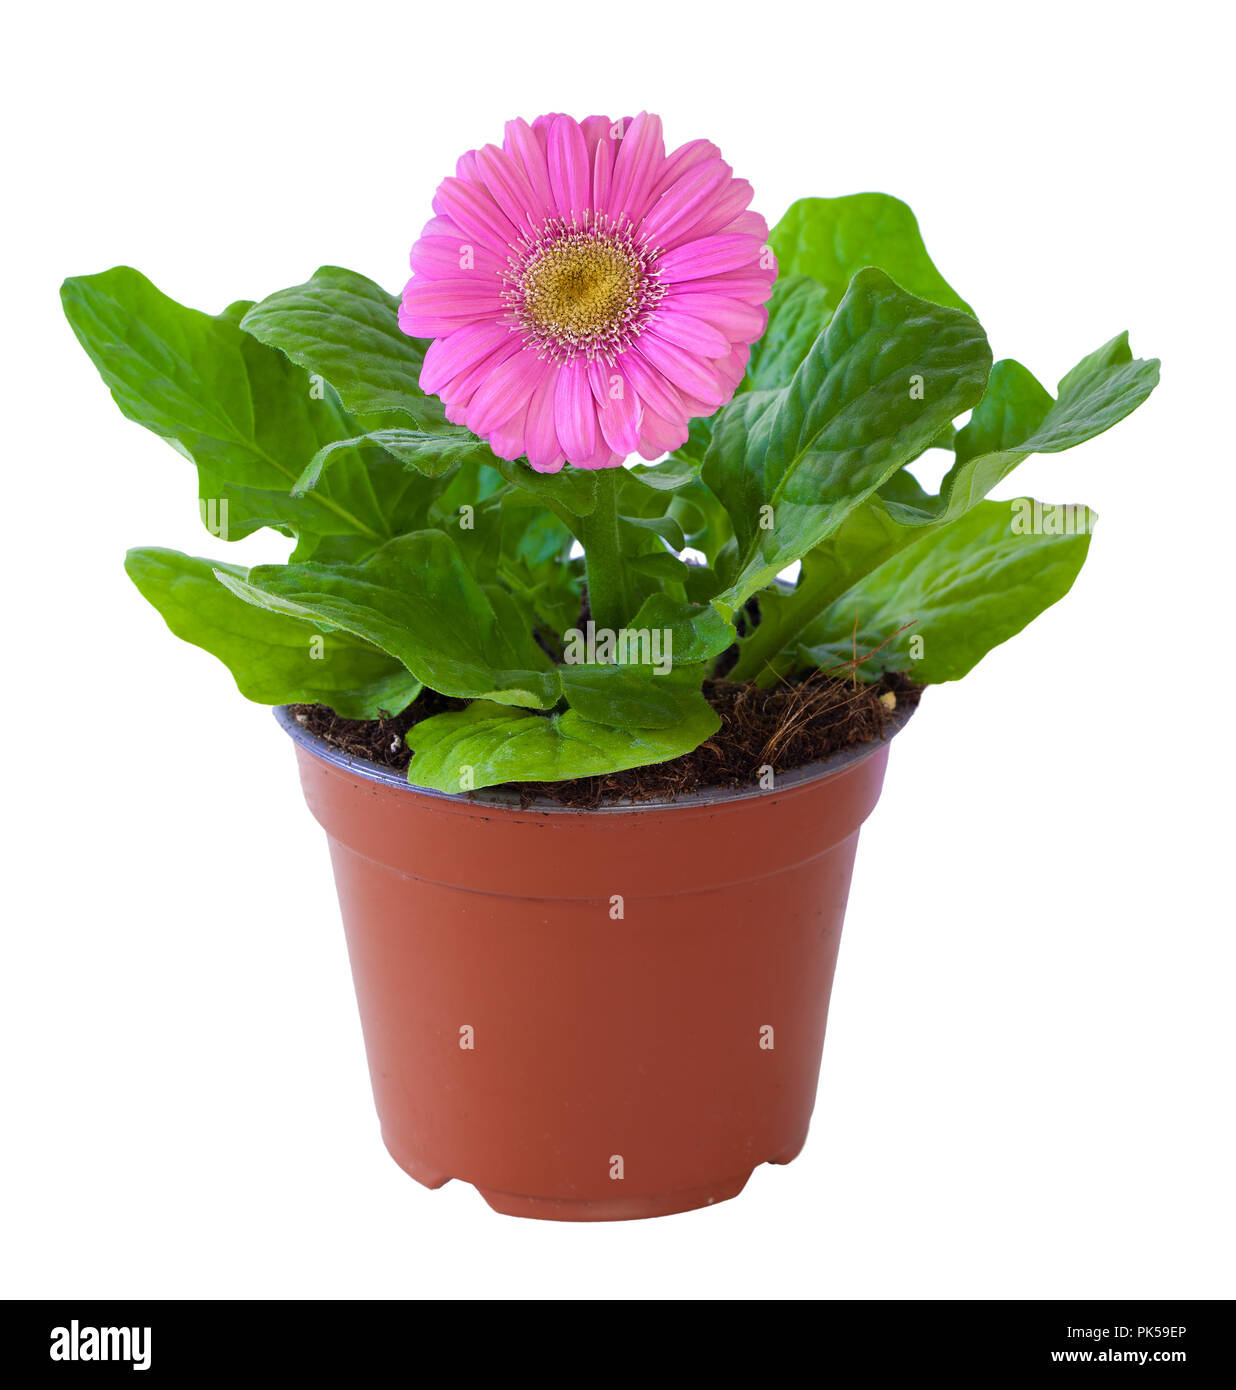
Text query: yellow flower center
522 239 640 342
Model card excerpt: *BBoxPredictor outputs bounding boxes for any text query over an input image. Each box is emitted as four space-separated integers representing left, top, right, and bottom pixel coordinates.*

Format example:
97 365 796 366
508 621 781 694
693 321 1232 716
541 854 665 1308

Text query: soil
289 670 921 808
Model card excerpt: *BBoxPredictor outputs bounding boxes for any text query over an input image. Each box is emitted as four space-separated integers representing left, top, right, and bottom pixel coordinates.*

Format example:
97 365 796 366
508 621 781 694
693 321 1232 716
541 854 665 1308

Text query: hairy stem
581 469 635 636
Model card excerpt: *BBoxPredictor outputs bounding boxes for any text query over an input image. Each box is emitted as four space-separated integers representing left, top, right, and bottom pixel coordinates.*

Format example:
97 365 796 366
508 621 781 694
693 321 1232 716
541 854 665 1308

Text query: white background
3 0 1232 1300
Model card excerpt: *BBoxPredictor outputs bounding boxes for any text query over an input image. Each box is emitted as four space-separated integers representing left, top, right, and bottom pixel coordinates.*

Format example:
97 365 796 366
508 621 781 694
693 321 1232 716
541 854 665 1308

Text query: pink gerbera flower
398 112 776 472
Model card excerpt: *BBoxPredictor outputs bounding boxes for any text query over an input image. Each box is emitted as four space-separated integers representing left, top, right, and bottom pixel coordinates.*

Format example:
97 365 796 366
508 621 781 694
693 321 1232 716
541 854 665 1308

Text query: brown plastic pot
276 703 913 1221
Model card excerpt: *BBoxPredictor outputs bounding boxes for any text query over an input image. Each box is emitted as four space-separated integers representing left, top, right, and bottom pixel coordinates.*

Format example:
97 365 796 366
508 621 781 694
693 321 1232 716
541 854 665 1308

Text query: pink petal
634 332 729 405
636 405 690 459
416 214 467 242
638 158 733 249
675 391 716 418
440 333 526 407
644 308 731 358
455 149 482 183
419 321 515 396
657 234 765 283
434 176 521 258
589 359 642 456
605 111 665 225
399 308 495 339
649 138 722 202
616 348 689 423
662 288 768 340
690 269 777 304
464 347 543 434
530 113 565 154
579 115 611 163
674 178 756 248
524 364 566 471
725 209 770 240
716 343 752 392
503 118 556 222
487 401 530 461
400 279 504 314
398 279 504 337
592 124 616 211
572 444 625 470
475 142 547 232
409 236 507 281
554 359 598 463
547 115 591 221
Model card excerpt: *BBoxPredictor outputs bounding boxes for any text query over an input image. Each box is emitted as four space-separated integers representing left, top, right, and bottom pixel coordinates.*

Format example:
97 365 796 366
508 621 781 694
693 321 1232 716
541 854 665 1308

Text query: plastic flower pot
276 703 914 1221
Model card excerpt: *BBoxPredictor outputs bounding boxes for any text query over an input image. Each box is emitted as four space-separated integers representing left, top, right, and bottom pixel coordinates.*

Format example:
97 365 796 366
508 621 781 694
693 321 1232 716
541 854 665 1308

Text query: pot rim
273 697 917 816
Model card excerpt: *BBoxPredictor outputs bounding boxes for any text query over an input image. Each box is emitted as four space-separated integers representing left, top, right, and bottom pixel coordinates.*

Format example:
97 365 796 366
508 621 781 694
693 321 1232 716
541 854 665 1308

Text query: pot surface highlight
278 706 911 1221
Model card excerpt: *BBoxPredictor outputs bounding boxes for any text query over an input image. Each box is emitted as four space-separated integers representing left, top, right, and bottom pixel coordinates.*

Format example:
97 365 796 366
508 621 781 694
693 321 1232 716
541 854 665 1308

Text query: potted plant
62 111 1158 1221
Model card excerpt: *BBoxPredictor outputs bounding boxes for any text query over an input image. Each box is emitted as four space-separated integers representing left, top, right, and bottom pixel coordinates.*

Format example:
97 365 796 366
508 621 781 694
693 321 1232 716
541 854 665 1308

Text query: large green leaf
703 268 992 614
215 530 560 709
794 498 1096 682
125 548 420 716
405 694 720 792
301 426 496 484
218 525 720 729
743 274 832 394
728 334 1159 683
232 442 453 567
958 333 1159 460
60 268 402 550
771 193 973 315
239 266 446 427
677 194 973 471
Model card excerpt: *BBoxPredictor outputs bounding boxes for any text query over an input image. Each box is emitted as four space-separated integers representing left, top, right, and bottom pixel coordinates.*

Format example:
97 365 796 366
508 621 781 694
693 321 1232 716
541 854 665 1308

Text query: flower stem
582 469 635 636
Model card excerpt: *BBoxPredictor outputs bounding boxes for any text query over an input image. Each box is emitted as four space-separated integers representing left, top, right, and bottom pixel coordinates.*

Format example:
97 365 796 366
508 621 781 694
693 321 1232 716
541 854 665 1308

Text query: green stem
581 469 634 635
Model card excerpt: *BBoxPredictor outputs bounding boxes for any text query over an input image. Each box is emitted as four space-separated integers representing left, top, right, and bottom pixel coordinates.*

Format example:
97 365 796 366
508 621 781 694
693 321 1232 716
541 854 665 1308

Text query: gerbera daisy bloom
398 112 776 472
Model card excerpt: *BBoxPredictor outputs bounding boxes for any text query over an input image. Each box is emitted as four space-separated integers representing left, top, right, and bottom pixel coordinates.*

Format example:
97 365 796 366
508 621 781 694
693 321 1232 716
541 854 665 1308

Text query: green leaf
273 427 496 563
495 459 598 527
60 267 381 546
703 268 992 613
556 594 732 729
795 498 1097 682
680 194 973 469
952 359 1054 463
882 338 1161 529
239 266 446 427
558 662 699 729
771 193 973 315
956 333 1159 462
744 274 833 393
125 548 420 716
727 334 1157 684
300 426 495 486
217 520 715 732
214 530 560 710
618 594 735 667
679 275 832 468
629 457 734 562
405 694 720 792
